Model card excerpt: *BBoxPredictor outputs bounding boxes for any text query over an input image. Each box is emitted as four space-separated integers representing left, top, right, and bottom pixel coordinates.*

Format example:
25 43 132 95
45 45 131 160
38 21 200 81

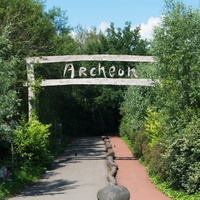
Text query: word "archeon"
63 63 138 78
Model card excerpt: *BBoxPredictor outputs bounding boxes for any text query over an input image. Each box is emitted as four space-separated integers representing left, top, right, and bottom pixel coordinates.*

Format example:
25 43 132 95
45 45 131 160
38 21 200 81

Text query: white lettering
90 67 96 76
118 69 125 77
63 63 75 78
109 66 116 77
63 63 138 79
128 67 138 78
98 63 107 78
79 67 87 77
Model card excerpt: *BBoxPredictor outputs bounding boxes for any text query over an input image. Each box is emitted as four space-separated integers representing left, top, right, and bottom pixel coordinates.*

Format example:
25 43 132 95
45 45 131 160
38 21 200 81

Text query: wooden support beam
26 63 35 118
25 54 155 64
40 78 155 86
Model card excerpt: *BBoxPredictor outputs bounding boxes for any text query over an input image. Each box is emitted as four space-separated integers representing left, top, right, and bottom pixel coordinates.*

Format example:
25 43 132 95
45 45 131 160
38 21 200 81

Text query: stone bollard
97 185 130 200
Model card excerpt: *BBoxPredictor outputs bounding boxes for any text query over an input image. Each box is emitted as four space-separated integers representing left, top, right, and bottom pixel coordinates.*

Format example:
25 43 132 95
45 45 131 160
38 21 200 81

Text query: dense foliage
0 27 20 165
120 0 200 197
0 1 71 198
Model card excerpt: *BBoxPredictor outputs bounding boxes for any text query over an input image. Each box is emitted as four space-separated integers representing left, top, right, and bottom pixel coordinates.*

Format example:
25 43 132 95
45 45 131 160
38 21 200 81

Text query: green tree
0 26 20 164
119 0 200 195
149 0 200 192
0 0 67 57
151 0 200 116
0 0 73 115
106 22 149 55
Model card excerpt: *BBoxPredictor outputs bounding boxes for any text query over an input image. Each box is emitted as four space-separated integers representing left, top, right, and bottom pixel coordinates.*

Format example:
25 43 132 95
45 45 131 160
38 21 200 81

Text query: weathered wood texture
27 63 35 118
26 55 156 117
40 78 155 86
26 54 155 64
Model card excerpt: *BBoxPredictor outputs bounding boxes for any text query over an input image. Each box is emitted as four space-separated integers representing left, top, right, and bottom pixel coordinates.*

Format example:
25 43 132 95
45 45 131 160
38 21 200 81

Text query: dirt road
9 137 108 200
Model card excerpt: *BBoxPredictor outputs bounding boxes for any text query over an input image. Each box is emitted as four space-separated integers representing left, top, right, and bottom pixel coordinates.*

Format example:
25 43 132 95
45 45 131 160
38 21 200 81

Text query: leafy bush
163 116 200 193
150 174 200 200
14 116 53 167
132 130 148 159
144 109 162 148
145 138 168 181
119 85 154 135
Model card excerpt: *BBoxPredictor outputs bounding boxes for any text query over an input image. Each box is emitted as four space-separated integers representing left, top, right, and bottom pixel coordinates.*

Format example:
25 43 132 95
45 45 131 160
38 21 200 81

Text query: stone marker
97 185 130 200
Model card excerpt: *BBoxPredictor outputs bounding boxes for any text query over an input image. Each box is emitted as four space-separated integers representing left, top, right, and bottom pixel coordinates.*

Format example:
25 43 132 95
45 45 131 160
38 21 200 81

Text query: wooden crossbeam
26 54 155 64
40 78 155 86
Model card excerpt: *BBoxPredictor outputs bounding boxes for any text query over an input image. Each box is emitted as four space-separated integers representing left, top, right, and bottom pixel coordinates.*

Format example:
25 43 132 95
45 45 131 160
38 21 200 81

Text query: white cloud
139 17 161 40
97 21 110 33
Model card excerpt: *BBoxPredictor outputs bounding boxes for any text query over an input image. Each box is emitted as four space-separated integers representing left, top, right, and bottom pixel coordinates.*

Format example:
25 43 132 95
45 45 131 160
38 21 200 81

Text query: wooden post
26 62 35 118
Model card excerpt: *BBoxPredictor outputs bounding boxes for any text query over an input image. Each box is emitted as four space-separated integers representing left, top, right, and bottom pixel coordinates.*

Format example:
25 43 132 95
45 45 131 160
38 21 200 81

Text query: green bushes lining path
119 1 200 199
0 115 69 199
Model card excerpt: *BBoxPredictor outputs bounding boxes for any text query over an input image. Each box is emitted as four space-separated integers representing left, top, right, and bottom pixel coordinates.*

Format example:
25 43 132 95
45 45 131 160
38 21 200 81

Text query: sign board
25 54 155 117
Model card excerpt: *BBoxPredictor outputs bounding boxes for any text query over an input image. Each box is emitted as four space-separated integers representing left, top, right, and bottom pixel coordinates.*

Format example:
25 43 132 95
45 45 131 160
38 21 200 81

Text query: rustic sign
63 63 138 79
25 54 155 117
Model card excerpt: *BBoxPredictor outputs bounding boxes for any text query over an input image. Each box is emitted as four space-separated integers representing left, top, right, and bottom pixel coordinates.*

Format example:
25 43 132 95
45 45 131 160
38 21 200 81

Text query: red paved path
109 136 171 200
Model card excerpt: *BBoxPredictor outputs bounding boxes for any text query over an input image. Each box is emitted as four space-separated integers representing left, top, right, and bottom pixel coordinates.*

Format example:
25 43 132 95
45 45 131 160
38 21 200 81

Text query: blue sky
44 0 199 39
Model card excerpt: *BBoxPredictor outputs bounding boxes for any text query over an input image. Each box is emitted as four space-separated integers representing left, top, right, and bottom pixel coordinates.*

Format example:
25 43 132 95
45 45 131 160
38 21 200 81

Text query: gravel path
9 137 108 200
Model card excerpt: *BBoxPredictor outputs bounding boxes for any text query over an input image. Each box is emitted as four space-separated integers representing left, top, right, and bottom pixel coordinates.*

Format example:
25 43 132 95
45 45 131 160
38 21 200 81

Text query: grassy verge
149 174 200 200
120 135 200 200
0 165 45 200
0 136 70 200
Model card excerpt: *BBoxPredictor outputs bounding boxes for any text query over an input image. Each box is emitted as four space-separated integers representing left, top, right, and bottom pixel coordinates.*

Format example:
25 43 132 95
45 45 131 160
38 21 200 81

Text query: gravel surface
9 137 108 200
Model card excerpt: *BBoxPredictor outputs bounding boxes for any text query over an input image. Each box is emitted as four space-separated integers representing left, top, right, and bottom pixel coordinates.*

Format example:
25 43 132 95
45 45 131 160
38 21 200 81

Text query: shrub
145 138 168 181
132 131 148 159
14 116 53 167
163 116 200 193
144 108 166 148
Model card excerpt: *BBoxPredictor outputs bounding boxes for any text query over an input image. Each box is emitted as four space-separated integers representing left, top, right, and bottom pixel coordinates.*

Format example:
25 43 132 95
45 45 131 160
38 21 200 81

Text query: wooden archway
25 54 155 117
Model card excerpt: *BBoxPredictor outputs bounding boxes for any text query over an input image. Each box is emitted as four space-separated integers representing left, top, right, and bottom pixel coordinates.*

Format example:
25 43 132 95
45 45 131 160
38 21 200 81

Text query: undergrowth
0 136 69 200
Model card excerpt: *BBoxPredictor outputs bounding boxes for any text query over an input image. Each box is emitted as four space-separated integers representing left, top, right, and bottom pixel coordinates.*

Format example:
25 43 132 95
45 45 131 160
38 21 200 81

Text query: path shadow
12 136 105 198
61 136 107 160
19 179 78 197
115 157 137 160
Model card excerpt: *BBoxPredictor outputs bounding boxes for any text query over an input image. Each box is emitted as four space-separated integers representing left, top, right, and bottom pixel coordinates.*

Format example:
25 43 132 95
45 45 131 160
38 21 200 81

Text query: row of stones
97 136 130 200
102 136 118 185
